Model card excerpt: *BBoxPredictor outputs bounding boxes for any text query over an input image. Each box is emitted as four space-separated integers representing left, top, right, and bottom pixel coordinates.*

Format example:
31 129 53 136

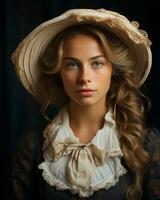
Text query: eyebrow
63 55 106 61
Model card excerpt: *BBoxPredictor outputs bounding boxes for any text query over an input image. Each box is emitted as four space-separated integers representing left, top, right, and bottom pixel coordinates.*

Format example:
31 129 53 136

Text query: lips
78 89 95 92
77 89 96 96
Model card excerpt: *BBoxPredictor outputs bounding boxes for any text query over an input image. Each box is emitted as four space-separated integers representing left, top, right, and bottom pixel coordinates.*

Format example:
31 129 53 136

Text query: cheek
101 76 112 91
97 69 112 85
60 73 77 89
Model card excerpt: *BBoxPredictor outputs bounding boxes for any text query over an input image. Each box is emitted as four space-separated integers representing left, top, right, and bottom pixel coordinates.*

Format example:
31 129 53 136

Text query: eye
65 62 78 69
92 61 104 68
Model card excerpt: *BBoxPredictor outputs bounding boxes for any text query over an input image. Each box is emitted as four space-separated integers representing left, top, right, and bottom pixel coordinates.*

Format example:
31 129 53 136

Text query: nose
78 65 91 84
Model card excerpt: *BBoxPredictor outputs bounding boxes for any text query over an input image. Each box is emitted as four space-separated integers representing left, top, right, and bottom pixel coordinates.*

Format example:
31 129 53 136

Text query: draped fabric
0 0 160 199
38 107 127 197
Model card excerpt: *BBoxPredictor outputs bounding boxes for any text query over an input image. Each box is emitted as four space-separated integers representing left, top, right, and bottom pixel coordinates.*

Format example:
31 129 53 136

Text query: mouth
78 89 95 92
77 89 96 97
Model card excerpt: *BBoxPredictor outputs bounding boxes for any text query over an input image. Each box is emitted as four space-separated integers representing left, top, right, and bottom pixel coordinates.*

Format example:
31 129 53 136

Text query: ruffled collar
38 106 127 197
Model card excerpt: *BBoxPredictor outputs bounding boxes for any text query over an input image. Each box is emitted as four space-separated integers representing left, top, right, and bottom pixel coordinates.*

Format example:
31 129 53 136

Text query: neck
68 101 108 130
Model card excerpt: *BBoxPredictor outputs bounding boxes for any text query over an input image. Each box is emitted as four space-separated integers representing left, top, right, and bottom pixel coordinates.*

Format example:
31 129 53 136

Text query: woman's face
60 33 112 107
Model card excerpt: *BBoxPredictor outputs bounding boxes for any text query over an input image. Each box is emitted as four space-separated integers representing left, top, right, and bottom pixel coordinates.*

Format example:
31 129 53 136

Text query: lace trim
38 107 127 197
38 162 127 197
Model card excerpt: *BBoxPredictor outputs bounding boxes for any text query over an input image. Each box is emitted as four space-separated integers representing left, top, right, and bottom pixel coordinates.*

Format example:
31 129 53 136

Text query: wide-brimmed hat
12 8 152 106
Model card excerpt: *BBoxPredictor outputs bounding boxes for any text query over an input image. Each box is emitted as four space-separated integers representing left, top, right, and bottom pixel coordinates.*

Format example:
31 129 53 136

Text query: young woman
12 9 160 200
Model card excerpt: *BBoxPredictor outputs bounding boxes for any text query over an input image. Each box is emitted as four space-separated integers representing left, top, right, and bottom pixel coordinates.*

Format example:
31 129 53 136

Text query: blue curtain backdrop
0 0 159 199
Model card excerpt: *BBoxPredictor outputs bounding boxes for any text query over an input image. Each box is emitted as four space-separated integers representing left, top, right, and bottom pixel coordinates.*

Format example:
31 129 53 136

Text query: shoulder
144 127 160 156
16 128 44 153
14 127 45 168
143 127 160 199
12 128 45 199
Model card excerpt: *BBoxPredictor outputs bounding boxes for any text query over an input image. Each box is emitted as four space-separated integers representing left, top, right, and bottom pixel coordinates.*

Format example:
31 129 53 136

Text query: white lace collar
38 107 127 197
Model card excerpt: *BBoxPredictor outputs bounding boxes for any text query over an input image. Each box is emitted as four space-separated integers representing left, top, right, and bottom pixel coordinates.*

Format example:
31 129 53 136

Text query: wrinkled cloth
12 127 160 200
49 138 106 187
38 107 127 197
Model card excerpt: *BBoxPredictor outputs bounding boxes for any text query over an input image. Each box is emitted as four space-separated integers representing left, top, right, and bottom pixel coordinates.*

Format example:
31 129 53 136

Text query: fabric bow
45 138 106 187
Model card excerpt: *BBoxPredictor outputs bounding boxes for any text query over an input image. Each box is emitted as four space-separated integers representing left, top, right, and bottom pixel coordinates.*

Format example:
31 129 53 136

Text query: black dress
12 127 160 200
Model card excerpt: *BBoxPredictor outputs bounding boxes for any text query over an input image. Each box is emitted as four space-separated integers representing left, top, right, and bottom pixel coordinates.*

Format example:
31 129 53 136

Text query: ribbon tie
45 138 106 187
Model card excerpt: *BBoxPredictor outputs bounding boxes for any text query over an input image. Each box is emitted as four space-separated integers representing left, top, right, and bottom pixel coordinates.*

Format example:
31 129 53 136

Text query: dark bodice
12 128 160 200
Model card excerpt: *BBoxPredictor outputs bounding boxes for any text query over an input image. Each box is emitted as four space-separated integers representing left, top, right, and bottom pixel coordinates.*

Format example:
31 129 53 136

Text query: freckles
96 72 111 80
63 74 77 83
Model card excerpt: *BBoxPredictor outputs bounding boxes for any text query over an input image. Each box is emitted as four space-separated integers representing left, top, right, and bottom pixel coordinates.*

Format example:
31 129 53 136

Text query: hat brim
12 8 152 105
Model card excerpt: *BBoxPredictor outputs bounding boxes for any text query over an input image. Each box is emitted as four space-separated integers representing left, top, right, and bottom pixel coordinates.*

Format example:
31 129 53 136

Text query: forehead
62 33 105 57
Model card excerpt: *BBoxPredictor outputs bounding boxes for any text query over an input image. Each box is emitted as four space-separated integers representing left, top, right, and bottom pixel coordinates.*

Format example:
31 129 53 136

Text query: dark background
0 0 159 199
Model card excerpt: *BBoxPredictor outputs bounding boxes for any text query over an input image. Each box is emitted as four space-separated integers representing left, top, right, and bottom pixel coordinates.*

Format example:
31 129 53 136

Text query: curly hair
41 24 149 199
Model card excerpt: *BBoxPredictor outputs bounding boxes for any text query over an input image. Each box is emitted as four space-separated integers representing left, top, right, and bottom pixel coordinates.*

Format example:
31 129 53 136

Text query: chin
72 98 100 107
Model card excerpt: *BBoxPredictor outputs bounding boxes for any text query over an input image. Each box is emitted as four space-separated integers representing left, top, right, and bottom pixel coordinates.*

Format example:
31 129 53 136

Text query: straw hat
12 8 152 106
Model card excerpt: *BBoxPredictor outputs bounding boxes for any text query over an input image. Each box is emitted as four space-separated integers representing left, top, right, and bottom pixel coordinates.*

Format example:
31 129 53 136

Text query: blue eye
92 61 103 68
65 62 78 69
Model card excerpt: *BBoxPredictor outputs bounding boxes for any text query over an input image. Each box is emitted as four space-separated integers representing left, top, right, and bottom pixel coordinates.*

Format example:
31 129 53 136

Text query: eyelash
64 61 104 69
92 61 104 68
65 62 78 69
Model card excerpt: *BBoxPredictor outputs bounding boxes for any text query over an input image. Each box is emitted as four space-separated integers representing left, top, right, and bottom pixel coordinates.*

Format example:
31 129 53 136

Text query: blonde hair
41 24 149 199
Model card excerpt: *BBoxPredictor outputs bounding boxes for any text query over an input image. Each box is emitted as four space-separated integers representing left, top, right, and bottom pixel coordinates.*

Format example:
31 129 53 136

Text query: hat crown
12 8 152 105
